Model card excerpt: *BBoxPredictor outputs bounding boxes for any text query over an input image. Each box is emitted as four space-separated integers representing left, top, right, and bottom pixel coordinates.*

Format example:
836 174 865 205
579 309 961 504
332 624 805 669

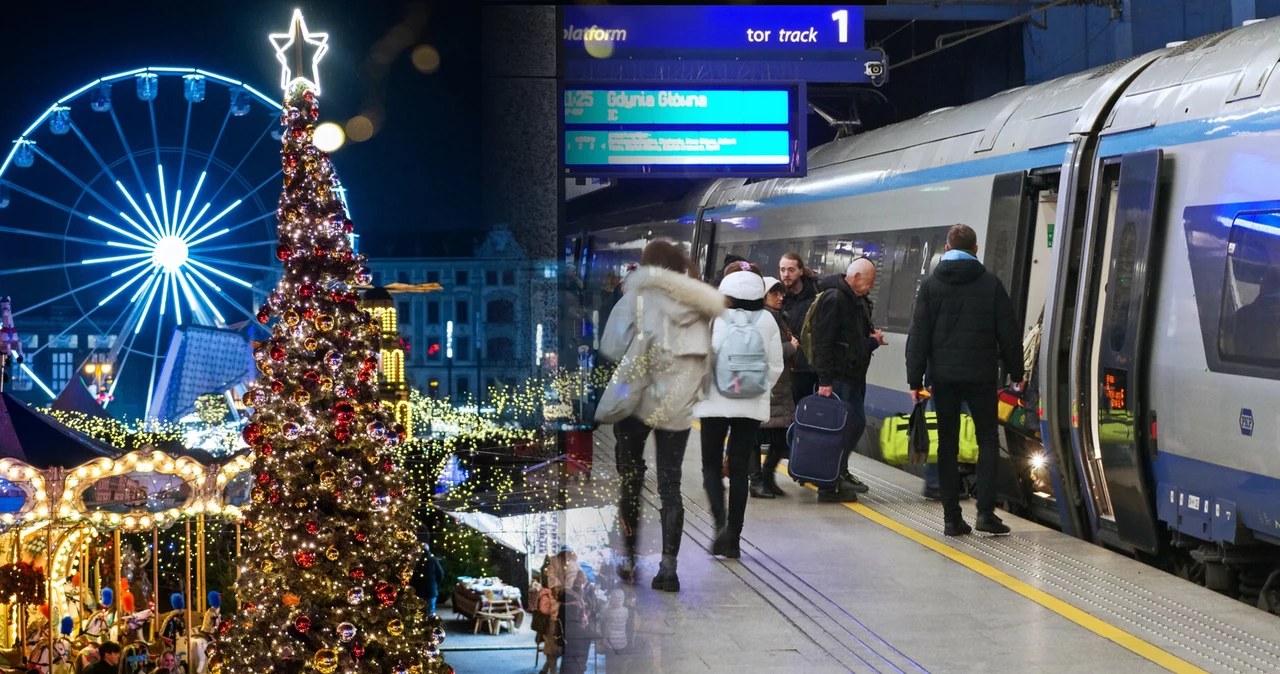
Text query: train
563 19 1280 612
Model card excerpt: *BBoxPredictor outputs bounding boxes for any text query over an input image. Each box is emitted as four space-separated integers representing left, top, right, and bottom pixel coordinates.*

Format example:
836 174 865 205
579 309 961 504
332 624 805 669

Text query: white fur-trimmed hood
626 266 726 320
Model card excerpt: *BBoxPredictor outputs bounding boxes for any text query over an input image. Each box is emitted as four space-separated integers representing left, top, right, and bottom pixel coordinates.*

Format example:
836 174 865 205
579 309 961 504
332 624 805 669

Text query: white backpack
714 309 769 398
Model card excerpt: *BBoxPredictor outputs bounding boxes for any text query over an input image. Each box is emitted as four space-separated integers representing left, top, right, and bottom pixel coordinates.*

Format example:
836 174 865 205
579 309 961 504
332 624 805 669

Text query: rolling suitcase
787 393 864 488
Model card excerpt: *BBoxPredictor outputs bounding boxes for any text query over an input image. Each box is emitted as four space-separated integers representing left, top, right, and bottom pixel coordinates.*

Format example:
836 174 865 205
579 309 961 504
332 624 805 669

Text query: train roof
704 17 1280 210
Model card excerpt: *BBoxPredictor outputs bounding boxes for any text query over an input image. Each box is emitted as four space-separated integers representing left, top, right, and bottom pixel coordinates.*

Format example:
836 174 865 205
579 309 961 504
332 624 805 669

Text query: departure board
562 83 806 178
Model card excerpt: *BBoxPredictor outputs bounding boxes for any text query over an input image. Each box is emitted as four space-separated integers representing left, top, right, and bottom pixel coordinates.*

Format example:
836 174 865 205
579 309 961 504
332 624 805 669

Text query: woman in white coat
695 262 784 559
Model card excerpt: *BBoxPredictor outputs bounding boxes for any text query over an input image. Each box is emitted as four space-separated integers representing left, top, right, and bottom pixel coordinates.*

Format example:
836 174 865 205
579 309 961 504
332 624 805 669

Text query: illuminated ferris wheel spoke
177 101 193 188
144 193 164 237
158 165 171 236
28 146 127 219
187 258 253 287
98 264 154 306
83 253 151 265
115 181 164 241
194 239 277 254
0 224 128 249
86 216 156 247
134 273 163 334
191 255 276 274
205 211 277 241
205 117 276 206
13 272 124 318
131 270 160 303
177 171 206 233
186 200 242 241
186 266 258 323
182 271 225 324
108 106 151 204
180 202 214 240
148 99 162 175
169 272 183 325
111 258 153 278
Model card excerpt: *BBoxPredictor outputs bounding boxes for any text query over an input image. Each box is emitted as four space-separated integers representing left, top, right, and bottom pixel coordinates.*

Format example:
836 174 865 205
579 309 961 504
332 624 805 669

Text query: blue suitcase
787 393 865 488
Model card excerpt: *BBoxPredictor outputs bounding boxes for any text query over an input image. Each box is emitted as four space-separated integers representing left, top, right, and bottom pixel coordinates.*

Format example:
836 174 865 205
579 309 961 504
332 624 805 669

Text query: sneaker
650 567 680 592
841 472 870 494
817 486 859 503
944 519 972 536
975 514 1011 536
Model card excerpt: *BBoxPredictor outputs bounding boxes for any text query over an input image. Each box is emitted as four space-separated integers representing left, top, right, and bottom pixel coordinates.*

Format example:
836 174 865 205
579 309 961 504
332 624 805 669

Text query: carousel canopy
0 393 122 468
51 377 113 422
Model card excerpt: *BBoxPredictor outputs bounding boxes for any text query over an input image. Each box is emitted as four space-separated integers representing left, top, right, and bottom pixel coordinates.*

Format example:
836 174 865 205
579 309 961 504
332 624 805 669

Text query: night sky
0 0 482 241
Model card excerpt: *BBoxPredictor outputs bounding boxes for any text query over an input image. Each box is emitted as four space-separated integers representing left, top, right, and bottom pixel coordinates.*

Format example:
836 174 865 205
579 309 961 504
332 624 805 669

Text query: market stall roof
51 378 113 422
0 393 122 468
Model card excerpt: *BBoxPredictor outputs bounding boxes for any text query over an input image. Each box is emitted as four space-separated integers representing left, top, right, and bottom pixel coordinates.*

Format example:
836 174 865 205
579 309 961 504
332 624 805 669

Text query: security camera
864 61 885 78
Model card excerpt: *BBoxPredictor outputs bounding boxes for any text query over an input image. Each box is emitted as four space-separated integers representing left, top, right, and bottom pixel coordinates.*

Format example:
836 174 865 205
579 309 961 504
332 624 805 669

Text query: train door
1072 150 1163 554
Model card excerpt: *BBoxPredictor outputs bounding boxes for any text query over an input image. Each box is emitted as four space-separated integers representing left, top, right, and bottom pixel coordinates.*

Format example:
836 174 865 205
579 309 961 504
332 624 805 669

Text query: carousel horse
82 589 114 642
25 617 75 674
158 594 212 674
118 606 155 645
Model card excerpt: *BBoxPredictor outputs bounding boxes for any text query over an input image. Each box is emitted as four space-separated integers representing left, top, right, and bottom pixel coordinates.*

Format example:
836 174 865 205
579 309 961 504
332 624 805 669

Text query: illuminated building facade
361 287 413 435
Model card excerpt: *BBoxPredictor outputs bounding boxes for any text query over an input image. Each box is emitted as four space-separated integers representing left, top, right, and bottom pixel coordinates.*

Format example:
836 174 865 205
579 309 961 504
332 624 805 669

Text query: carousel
0 392 255 674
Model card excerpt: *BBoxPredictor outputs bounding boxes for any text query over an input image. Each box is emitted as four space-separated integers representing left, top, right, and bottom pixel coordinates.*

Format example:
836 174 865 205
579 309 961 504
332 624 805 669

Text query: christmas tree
219 11 449 674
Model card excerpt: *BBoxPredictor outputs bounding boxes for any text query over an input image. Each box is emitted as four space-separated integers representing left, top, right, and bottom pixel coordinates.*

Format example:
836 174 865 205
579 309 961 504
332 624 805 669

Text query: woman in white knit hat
695 261 784 559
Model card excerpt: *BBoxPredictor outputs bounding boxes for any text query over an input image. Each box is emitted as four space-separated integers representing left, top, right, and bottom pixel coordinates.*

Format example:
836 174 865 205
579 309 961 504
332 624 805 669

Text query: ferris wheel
0 67 289 416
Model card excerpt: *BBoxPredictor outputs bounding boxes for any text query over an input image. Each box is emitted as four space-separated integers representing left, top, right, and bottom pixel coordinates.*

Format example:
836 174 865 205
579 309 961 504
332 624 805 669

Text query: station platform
591 429 1280 674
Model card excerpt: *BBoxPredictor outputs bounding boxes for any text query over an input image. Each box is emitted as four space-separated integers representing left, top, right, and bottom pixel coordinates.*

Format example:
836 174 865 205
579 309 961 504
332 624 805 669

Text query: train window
1104 222 1138 353
1218 212 1280 366
885 235 925 331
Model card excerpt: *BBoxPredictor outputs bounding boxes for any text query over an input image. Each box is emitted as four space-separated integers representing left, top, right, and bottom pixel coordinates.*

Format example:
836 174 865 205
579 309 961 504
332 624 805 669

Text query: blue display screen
562 6 867 54
562 83 806 178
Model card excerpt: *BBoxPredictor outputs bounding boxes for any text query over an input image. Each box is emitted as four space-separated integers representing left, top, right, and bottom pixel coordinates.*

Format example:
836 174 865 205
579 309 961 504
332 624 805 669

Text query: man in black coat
906 224 1023 536
779 253 820 401
810 258 886 502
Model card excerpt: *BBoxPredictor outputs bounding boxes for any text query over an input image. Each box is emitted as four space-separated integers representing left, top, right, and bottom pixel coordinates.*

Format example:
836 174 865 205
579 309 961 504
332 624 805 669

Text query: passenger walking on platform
600 241 726 592
906 224 1023 536
696 263 784 558
808 258 884 501
779 253 820 401
750 276 797 499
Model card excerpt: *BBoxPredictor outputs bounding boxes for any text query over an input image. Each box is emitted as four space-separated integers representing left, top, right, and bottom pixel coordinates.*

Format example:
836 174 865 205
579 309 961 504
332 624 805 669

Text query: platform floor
583 427 1280 674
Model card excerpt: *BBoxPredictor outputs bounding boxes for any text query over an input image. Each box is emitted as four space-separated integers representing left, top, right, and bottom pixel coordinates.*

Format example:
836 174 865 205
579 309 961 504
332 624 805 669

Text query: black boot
762 444 785 496
712 525 741 559
975 513 1011 535
749 476 775 499
651 507 684 592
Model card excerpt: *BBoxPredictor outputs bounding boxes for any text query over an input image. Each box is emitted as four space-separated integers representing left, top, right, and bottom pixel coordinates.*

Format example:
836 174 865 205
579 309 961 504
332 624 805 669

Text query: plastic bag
907 399 931 465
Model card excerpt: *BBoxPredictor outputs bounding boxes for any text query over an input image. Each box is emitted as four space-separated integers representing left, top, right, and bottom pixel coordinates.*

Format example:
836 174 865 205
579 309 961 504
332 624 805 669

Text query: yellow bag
880 412 979 464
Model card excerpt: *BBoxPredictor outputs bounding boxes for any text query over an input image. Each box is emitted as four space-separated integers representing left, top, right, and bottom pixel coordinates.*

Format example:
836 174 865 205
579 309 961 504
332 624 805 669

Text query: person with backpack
906 224 1023 536
750 276 797 499
695 262 784 558
598 241 726 592
803 257 886 502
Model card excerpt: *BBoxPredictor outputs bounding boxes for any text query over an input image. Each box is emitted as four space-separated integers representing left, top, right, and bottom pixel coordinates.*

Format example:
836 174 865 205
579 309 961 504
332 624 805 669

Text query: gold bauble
294 498 308 509
409 666 422 674
320 376 334 391
365 452 380 466
283 309 300 326
305 337 319 351
396 530 415 543
325 546 340 561
282 593 300 607
251 487 266 503
261 559 274 573
256 360 272 376
399 567 414 584
293 389 311 405
320 471 336 488
315 314 335 331
387 618 404 636
313 649 339 674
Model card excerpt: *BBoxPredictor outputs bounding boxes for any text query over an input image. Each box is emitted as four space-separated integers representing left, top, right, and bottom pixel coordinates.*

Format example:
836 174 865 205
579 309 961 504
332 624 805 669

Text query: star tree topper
270 9 329 95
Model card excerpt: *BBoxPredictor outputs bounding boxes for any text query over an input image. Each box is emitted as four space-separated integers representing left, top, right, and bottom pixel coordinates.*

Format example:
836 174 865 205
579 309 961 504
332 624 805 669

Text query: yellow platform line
779 467 1206 674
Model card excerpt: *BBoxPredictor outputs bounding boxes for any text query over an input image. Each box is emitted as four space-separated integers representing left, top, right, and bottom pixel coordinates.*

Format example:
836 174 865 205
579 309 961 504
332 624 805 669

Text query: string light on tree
218 10 449 674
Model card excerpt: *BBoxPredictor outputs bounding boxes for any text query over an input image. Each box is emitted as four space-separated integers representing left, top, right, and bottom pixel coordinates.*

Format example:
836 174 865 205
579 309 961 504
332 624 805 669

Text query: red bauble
241 424 262 446
305 521 320 535
352 643 365 657
375 582 396 606
256 472 271 485
270 343 286 362
268 491 280 504
303 370 321 388
303 91 315 102
333 401 355 423
330 290 344 303
383 459 394 473
343 219 354 233
333 426 352 443
309 107 320 120
350 568 365 580
299 283 316 297
295 615 311 633
293 550 317 569
343 251 354 262
313 245 327 257
243 602 257 612
302 308 316 321
260 443 274 457
256 308 270 324
291 127 305 139
362 356 379 372
355 532 368 543
219 620 231 635
276 246 293 261
357 370 372 383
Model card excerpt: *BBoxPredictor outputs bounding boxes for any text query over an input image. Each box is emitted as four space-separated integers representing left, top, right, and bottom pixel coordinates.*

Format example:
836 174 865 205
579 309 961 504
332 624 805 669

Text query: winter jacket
599 266 727 431
422 556 445 599
810 279 876 388
905 253 1024 389
781 275 819 370
762 306 796 428
694 272 784 422
600 589 630 651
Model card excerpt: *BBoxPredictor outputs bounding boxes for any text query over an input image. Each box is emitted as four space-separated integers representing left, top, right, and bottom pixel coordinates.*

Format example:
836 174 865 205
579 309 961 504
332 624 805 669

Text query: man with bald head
808 257 886 502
